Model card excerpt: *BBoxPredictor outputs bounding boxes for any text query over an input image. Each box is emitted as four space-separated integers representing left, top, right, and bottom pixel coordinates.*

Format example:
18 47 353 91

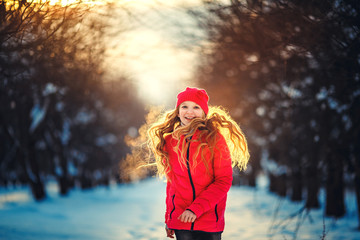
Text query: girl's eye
194 106 200 109
181 105 188 109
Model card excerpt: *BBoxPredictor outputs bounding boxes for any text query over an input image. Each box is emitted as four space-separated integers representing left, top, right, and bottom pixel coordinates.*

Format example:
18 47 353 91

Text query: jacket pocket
169 194 176 219
215 204 219 222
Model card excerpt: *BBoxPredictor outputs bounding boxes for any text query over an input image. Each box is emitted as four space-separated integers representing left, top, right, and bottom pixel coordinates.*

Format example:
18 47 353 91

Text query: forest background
1 0 359 237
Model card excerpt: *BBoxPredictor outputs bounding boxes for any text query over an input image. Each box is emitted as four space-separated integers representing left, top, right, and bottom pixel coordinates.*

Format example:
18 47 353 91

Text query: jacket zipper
186 137 196 230
170 194 175 219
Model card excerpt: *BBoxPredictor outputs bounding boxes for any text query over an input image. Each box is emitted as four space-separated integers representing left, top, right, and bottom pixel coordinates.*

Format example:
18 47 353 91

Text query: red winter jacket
164 130 233 233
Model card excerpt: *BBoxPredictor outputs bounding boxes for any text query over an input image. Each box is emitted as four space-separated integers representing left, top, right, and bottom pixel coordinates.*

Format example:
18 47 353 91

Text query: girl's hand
178 210 197 223
165 226 174 239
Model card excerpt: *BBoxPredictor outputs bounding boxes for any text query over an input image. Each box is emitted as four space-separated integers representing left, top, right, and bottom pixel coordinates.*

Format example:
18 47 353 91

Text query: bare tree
0 1 145 199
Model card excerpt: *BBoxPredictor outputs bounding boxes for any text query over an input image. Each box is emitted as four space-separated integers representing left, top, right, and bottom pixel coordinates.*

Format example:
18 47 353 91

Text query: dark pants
174 230 222 240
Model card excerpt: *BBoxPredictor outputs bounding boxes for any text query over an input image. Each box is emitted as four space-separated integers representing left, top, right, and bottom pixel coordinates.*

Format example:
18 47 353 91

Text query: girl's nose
187 109 194 113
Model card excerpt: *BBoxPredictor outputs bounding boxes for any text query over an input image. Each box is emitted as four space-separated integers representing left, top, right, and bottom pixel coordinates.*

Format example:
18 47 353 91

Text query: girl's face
178 101 205 126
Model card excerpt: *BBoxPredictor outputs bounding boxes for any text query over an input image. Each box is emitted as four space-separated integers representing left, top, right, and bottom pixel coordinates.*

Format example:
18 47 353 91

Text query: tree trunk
269 172 288 197
18 144 46 200
354 150 360 229
17 105 46 201
248 168 257 187
29 179 46 200
305 147 320 208
277 173 287 197
325 154 345 217
354 120 360 229
269 172 277 193
247 142 260 187
291 168 302 201
305 165 320 208
28 139 46 200
269 172 287 197
80 170 93 189
58 149 69 195
45 128 70 196
355 166 360 229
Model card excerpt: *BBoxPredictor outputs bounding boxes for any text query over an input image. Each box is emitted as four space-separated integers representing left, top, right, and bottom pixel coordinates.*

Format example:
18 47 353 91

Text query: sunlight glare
4 0 107 8
47 0 201 7
138 77 167 106
108 29 196 106
117 0 202 8
48 0 105 6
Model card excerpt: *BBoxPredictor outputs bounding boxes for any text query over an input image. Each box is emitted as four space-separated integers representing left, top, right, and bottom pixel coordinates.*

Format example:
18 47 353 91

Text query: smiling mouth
185 117 195 120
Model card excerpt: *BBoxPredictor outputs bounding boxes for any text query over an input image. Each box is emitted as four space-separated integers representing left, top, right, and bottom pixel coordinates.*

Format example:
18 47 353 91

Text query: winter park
1 0 360 240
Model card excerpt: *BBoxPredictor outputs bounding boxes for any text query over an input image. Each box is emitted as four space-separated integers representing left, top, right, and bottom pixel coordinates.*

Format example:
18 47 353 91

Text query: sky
103 0 205 107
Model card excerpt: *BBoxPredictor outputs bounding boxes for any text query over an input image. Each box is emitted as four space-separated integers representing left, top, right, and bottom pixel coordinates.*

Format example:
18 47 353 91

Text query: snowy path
0 177 359 240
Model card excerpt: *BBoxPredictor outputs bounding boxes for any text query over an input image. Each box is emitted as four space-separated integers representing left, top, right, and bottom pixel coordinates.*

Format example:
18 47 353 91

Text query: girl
148 87 249 240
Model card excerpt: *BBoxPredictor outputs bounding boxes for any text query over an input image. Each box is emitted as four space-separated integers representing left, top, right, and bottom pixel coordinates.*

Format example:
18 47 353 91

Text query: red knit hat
176 87 209 114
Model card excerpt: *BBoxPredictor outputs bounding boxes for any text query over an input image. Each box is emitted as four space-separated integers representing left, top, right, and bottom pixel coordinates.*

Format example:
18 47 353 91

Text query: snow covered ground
0 176 359 240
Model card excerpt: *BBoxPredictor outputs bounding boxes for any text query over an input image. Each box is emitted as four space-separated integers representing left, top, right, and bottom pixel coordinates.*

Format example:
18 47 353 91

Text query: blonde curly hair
147 105 250 179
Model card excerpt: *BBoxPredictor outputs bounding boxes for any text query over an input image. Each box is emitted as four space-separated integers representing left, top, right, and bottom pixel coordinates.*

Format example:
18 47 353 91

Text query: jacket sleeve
187 133 233 218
